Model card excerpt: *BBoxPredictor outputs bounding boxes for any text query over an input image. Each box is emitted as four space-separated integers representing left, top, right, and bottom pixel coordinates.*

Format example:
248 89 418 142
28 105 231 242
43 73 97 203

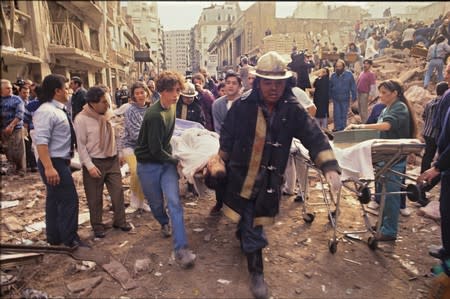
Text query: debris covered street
0 163 442 298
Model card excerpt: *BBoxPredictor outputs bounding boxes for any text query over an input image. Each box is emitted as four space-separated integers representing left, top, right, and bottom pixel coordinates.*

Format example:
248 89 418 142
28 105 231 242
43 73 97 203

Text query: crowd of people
1 15 450 299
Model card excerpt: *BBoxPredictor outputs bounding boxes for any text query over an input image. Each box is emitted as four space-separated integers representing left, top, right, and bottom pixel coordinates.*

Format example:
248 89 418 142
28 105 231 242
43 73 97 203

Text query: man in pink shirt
356 59 377 123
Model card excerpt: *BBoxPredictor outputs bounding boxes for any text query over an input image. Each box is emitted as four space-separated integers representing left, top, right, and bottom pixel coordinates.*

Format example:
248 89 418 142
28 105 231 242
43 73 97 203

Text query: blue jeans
137 161 188 251
424 59 444 88
38 158 79 246
333 98 350 131
375 160 406 237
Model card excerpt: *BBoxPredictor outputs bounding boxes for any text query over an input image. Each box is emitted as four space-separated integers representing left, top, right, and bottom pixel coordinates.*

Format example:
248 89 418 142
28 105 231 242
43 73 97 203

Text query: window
218 14 221 21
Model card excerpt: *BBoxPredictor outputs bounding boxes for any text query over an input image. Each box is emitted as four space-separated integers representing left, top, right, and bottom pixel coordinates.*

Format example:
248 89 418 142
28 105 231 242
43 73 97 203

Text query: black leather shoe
429 247 449 260
113 222 132 231
65 239 91 249
94 231 106 238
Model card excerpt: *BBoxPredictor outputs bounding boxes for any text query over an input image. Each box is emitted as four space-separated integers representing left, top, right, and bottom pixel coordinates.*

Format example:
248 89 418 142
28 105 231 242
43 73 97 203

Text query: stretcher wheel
303 213 315 223
368 236 378 250
328 239 338 254
357 186 371 204
405 184 422 202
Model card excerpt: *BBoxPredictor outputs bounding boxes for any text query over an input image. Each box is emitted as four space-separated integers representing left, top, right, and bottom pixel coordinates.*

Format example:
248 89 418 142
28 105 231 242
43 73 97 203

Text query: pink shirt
357 71 376 94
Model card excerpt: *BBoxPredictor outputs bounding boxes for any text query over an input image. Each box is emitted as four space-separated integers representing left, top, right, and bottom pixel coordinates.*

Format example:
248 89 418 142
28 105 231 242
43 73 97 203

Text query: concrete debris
102 258 138 290
25 199 38 209
66 276 103 294
394 256 419 276
22 288 48 299
75 261 97 272
24 221 46 233
78 213 91 225
4 216 24 232
204 233 212 242
417 200 440 220
0 200 19 209
134 258 151 276
217 279 231 285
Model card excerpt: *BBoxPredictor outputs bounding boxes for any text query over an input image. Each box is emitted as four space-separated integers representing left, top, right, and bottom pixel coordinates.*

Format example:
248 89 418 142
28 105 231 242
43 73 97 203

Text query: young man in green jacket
135 71 196 269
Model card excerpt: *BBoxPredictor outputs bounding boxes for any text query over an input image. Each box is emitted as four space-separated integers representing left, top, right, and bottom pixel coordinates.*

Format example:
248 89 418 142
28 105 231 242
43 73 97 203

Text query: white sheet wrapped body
171 127 220 183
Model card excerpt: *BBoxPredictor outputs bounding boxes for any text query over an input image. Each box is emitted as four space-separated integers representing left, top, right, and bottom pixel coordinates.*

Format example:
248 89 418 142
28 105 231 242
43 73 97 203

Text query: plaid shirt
1 95 24 130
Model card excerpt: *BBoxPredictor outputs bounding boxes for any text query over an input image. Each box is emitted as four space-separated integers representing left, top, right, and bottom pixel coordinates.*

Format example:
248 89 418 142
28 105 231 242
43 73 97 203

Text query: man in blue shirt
33 74 84 248
329 59 357 131
1 79 26 176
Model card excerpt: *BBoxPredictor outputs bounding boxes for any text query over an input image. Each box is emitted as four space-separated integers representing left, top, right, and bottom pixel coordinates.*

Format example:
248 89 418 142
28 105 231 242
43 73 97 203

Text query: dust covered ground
0 161 443 299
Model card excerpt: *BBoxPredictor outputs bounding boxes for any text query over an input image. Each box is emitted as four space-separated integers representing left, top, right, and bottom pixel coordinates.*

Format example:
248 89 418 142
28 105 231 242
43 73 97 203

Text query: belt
92 155 117 161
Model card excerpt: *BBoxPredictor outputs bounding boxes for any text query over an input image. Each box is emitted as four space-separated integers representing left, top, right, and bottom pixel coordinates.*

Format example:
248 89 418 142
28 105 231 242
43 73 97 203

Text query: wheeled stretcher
290 138 425 253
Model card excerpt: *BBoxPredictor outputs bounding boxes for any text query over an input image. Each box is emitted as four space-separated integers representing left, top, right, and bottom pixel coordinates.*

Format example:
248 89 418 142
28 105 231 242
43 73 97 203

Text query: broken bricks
102 258 138 290
66 276 103 296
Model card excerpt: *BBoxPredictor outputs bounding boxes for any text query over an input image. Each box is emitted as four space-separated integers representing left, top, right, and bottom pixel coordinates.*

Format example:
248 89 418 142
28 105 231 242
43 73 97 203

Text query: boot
246 249 269 299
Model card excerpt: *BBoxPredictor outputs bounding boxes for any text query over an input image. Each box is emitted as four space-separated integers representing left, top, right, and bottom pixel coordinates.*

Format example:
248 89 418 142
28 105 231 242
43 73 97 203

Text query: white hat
250 51 293 80
180 82 198 97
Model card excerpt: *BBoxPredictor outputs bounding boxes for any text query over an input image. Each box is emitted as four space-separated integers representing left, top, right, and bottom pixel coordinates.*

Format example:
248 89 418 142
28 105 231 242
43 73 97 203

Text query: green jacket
134 100 178 165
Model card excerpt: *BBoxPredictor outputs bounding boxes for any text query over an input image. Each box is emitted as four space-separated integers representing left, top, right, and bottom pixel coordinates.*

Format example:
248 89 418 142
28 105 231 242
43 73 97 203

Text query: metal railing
50 21 90 52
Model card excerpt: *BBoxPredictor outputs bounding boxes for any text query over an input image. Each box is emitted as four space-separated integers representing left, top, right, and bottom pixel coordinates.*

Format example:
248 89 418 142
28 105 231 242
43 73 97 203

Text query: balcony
48 21 106 68
1 4 31 40
56 1 103 28
116 47 134 65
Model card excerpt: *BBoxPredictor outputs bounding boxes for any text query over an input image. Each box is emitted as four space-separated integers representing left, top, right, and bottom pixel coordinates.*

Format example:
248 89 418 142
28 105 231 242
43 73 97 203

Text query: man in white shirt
33 74 83 248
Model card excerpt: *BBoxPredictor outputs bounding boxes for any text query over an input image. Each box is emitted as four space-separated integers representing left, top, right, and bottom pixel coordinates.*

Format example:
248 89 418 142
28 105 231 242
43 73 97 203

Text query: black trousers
38 158 80 245
238 200 268 253
421 136 438 173
441 173 450 255
421 136 441 192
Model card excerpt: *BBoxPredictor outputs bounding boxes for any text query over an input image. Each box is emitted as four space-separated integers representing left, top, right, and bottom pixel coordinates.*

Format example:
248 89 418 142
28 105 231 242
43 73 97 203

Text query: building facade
1 1 144 92
125 2 164 74
164 30 190 74
191 2 241 76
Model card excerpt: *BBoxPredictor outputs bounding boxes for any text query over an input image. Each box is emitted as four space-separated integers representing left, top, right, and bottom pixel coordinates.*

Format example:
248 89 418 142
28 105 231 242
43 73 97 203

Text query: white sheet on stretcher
291 138 422 181
171 121 220 183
